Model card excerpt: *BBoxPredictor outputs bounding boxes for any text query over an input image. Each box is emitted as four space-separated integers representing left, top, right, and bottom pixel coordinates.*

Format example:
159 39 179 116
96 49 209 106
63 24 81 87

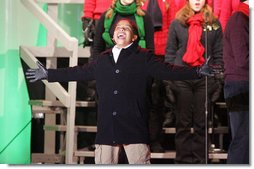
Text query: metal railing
20 0 83 164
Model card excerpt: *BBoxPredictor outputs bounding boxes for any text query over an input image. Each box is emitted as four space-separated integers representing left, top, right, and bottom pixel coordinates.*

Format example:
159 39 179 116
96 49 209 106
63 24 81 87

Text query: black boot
150 142 165 153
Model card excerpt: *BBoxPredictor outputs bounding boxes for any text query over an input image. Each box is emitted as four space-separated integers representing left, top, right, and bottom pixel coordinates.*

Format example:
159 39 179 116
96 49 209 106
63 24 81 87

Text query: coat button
113 90 118 95
112 112 117 116
115 69 120 73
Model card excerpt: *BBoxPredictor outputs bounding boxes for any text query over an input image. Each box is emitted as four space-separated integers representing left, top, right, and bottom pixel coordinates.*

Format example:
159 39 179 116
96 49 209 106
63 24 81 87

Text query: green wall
0 0 83 164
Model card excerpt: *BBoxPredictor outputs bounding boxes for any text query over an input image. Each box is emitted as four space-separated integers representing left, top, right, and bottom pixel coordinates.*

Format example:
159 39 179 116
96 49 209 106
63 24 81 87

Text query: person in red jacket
212 0 240 31
81 0 112 46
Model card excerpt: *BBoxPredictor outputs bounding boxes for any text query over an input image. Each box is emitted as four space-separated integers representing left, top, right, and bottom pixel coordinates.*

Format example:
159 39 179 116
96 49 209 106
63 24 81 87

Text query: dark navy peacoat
48 42 198 145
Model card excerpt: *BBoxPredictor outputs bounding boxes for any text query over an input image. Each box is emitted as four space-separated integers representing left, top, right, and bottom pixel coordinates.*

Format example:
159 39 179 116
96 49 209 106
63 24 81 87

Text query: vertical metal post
204 12 209 164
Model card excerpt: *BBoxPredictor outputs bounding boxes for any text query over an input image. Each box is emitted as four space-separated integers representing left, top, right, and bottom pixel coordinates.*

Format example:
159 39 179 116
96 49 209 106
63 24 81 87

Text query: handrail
20 46 71 107
20 0 79 163
21 0 78 51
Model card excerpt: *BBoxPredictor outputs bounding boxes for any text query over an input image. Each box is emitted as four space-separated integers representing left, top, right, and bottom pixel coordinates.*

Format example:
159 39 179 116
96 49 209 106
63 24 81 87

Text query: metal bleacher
20 0 229 164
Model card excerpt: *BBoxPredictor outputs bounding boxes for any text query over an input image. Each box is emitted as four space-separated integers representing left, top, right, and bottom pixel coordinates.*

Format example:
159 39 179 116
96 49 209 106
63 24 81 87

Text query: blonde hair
105 0 146 18
175 2 217 26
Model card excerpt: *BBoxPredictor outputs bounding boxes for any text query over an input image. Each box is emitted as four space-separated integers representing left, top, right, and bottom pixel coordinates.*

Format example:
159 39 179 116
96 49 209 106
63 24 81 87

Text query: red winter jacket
175 0 186 10
82 0 111 20
143 0 186 56
207 0 213 7
212 0 240 31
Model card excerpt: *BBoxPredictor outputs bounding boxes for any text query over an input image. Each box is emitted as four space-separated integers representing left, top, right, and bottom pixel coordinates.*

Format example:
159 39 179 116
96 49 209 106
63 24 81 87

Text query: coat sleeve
91 12 107 60
229 14 249 69
146 51 199 80
143 12 155 51
165 20 178 63
211 20 223 66
48 62 96 82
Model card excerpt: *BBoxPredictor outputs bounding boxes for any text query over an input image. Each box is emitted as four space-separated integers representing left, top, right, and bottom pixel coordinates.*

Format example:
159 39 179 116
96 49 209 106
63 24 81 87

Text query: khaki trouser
95 144 151 164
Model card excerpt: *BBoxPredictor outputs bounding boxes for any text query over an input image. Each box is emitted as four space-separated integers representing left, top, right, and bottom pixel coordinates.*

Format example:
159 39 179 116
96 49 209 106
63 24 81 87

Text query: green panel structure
0 50 32 164
58 3 84 46
0 0 34 164
0 0 83 164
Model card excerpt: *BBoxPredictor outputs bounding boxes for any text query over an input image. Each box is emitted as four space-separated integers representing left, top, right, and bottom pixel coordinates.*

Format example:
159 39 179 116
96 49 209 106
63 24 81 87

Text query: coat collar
116 41 139 64
102 41 139 65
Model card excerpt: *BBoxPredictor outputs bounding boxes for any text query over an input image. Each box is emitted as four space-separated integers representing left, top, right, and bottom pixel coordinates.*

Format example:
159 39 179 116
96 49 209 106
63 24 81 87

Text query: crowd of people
26 0 249 164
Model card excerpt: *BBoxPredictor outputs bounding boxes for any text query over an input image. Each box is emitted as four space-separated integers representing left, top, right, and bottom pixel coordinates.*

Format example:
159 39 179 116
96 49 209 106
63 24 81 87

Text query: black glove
210 64 224 81
82 17 95 47
198 56 224 77
26 61 48 82
198 63 214 77
198 56 214 77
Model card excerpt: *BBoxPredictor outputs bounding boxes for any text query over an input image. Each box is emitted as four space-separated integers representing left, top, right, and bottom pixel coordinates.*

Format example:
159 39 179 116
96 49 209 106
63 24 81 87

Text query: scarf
238 2 249 17
182 13 205 66
147 0 162 31
102 0 146 48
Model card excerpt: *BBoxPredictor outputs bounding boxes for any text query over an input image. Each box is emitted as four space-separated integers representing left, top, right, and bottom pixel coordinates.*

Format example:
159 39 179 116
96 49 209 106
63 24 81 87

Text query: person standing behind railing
165 0 223 163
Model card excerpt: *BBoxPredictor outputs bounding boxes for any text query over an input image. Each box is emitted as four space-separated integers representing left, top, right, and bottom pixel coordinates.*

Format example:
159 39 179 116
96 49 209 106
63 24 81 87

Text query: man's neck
116 42 133 49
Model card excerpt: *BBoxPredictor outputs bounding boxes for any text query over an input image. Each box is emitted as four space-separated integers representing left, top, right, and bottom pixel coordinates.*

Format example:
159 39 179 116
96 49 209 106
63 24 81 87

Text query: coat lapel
116 42 138 65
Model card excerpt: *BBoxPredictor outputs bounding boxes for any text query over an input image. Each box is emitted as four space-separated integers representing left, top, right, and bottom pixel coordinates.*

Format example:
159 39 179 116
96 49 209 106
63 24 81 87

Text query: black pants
149 79 165 144
173 78 217 163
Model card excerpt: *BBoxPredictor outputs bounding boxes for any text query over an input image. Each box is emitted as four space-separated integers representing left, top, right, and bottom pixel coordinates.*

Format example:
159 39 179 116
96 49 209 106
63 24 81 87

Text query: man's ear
132 35 138 42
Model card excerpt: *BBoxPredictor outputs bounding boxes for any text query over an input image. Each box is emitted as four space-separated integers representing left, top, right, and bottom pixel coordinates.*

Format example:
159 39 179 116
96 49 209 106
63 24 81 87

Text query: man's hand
26 61 48 82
